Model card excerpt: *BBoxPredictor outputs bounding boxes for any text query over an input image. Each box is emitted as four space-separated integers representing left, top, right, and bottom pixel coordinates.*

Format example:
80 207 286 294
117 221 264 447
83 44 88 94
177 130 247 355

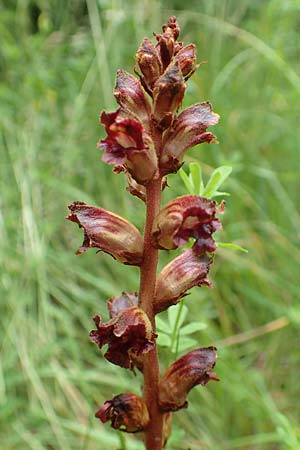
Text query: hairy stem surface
139 176 163 450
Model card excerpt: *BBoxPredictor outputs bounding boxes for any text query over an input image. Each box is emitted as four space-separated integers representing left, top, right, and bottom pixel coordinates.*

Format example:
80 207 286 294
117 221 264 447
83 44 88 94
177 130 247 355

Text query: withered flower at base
96 393 150 433
159 347 220 412
67 201 143 265
152 195 222 253
160 102 219 173
154 250 212 313
90 306 155 369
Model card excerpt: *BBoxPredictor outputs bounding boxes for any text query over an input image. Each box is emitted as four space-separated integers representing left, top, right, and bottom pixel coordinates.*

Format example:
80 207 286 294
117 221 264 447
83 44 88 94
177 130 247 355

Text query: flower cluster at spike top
67 16 222 449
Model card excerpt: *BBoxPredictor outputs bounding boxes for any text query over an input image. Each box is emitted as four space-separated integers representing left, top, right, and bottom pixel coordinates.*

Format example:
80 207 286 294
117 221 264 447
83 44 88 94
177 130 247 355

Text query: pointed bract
67 202 143 265
154 250 212 313
90 306 155 369
96 393 150 433
159 347 220 411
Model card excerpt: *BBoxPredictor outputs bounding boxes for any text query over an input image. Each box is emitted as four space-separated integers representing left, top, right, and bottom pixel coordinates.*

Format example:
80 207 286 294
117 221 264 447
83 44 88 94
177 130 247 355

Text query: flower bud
155 16 181 69
67 201 143 265
160 102 219 173
135 37 163 93
152 195 222 252
175 44 197 80
96 393 150 433
154 250 212 313
99 109 158 184
152 62 186 130
107 292 139 318
159 347 220 411
90 306 155 369
114 70 151 125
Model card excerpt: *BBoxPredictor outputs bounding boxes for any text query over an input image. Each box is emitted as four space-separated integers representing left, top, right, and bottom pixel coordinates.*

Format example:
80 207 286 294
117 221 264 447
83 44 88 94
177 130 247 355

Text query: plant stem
139 176 163 450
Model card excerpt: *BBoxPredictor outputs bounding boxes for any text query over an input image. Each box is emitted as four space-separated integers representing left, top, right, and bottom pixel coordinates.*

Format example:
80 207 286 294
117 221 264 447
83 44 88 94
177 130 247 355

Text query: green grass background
1 0 300 449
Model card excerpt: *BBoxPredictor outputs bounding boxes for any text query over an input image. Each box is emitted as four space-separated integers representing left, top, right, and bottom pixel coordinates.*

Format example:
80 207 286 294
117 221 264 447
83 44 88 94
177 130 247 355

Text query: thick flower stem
139 177 163 450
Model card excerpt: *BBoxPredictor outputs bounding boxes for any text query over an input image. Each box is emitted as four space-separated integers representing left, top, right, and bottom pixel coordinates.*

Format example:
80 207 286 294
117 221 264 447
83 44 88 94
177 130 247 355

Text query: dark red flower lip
90 306 156 369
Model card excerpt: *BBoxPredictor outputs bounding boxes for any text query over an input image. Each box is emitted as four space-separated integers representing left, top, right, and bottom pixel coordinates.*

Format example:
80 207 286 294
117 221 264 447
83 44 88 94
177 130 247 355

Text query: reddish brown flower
135 37 163 94
99 109 158 184
154 250 212 313
90 306 155 368
67 201 143 265
159 347 220 411
152 61 186 130
96 393 150 433
114 70 151 126
152 195 222 254
175 44 198 80
107 292 139 318
160 102 219 173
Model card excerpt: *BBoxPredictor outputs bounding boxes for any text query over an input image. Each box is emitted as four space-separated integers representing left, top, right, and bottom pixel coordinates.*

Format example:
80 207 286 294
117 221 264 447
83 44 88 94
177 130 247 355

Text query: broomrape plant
66 17 235 449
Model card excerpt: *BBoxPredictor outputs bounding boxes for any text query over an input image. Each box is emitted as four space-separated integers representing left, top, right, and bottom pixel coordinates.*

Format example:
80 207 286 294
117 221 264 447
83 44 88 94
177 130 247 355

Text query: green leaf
177 336 197 352
168 303 188 329
155 316 171 333
203 165 232 198
157 333 172 347
179 167 194 194
180 321 207 335
212 191 231 197
216 242 248 253
189 162 203 195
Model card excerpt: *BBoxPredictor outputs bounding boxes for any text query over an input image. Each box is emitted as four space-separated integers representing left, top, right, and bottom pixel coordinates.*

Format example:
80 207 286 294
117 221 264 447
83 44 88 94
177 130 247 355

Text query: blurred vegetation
1 0 300 449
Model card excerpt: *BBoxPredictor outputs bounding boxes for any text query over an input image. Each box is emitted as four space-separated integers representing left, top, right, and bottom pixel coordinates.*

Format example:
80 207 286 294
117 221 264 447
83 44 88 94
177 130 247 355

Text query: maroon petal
152 62 186 130
152 195 222 252
96 393 150 432
159 347 220 411
175 44 197 80
154 250 212 313
160 102 219 173
90 306 155 369
99 109 158 184
114 70 151 125
67 201 143 265
135 37 163 93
